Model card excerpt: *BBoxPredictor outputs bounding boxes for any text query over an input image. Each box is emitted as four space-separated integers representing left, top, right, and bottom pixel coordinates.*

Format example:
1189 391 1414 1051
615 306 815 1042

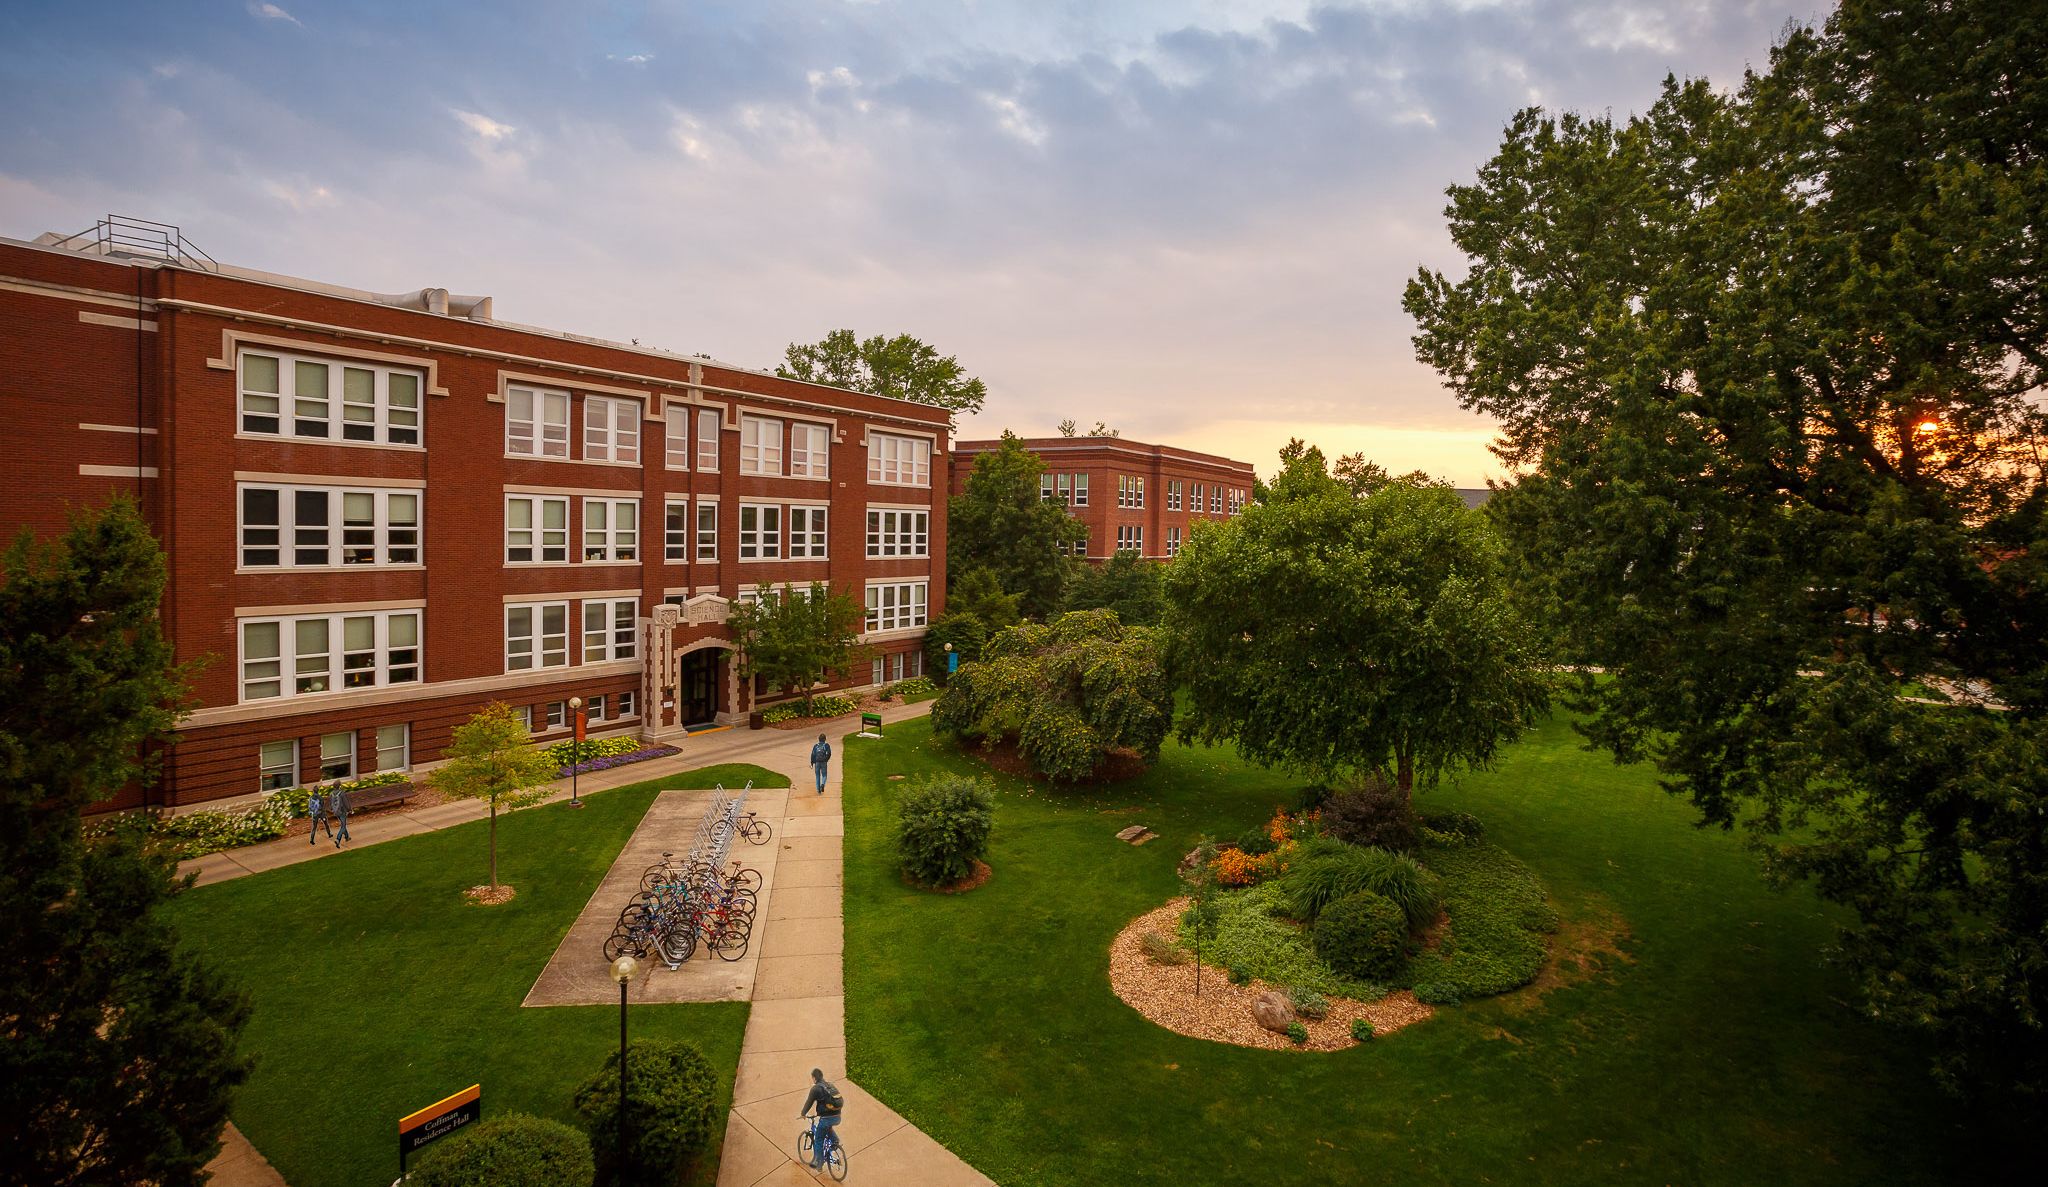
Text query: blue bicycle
797 1118 847 1180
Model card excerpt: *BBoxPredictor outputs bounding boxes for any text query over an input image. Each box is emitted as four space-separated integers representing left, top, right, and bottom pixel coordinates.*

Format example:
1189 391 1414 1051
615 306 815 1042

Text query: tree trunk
1396 748 1415 808
488 799 498 890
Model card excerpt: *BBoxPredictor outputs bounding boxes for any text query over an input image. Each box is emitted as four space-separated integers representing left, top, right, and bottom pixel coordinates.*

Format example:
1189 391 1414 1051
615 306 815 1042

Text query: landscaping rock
1252 990 1296 1033
1115 825 1157 845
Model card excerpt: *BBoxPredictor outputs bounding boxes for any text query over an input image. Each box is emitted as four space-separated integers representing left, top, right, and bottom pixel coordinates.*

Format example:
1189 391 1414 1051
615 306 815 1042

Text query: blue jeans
813 763 828 793
809 1113 840 1165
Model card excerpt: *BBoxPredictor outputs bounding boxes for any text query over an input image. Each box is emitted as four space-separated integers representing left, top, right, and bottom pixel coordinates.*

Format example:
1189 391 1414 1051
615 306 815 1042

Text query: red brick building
949 437 1255 560
0 222 947 809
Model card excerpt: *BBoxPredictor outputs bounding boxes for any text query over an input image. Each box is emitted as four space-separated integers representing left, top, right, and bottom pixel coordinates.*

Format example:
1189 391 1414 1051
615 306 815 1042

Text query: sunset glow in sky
0 1 1808 483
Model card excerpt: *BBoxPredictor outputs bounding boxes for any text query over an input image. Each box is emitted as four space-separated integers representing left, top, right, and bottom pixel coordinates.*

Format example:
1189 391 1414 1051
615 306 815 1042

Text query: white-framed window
664 500 689 562
240 610 421 702
319 731 355 781
506 496 570 563
375 724 410 772
258 739 297 791
1192 483 1205 512
697 408 720 471
1230 488 1246 515
740 415 783 475
583 395 642 464
546 700 566 729
240 485 420 568
865 508 929 558
867 433 932 486
1118 475 1133 508
506 384 569 457
515 704 535 733
588 693 609 721
239 349 422 446
1167 480 1183 511
1211 487 1224 513
739 503 782 560
1072 473 1089 506
696 501 718 561
1041 473 1086 506
505 602 569 671
790 422 830 478
789 506 828 558
665 405 690 470
871 656 884 685
1040 474 1056 502
618 690 637 718
1167 526 1183 557
1117 525 1144 553
583 598 639 662
865 580 929 632
1059 531 1088 557
583 498 640 561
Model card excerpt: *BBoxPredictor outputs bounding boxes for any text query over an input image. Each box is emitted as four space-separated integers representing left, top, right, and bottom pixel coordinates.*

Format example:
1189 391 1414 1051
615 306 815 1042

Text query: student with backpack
799 1067 844 1168
809 733 832 795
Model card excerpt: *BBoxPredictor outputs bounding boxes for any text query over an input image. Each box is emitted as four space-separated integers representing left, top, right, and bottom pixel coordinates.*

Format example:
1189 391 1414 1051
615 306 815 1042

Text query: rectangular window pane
295 618 330 694
375 724 409 772
241 487 280 566
697 503 717 561
341 492 376 565
259 739 295 791
293 490 330 566
665 500 688 562
293 360 330 437
342 367 376 440
242 621 282 700
666 406 689 469
320 731 355 780
388 373 420 444
697 409 719 470
387 493 418 563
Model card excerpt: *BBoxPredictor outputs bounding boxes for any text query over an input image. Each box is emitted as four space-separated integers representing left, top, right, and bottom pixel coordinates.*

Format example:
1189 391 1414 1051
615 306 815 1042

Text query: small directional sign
399 1083 480 1166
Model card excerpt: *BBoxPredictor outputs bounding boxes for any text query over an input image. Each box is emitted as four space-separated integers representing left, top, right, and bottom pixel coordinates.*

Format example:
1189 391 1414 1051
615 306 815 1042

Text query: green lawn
169 775 751 1187
652 762 790 790
841 716 1998 1185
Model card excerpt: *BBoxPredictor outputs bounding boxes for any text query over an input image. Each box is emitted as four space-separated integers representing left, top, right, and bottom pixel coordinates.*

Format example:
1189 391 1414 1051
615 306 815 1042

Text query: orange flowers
1211 807 1320 886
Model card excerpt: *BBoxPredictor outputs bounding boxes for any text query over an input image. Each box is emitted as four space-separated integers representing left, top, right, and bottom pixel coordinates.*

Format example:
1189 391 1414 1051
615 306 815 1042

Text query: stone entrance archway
642 598 753 740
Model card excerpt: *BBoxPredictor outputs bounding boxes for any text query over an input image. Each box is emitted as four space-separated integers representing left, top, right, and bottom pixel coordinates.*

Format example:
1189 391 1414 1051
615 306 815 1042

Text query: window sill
235 564 427 575
236 433 426 453
501 453 644 468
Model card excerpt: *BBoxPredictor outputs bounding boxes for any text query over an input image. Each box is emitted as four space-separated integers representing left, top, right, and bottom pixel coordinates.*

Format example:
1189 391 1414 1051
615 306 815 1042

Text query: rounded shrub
572 1038 716 1185
1321 773 1417 851
410 1113 593 1187
896 774 996 887
1285 1021 1309 1044
1235 827 1278 856
1314 890 1409 982
1351 1017 1375 1043
1285 985 1330 1020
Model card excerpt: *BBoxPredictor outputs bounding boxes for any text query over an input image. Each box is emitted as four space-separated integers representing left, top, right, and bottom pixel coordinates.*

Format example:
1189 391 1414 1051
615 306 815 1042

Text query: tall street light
610 954 638 1177
568 696 585 809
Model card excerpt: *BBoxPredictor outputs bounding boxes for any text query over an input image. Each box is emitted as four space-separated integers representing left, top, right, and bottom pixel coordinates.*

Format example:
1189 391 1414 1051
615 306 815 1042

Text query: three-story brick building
949 436 1255 559
0 223 947 809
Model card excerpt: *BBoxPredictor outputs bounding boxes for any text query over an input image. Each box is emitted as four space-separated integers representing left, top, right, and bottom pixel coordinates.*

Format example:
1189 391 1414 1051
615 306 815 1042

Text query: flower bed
89 771 413 862
555 743 680 778
761 695 860 725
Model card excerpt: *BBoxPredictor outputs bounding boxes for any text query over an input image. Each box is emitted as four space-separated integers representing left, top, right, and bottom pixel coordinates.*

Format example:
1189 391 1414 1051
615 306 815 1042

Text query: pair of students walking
306 789 351 847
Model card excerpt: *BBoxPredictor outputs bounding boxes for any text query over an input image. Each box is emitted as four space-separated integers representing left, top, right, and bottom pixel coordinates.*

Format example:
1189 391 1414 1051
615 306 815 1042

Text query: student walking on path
809 733 832 794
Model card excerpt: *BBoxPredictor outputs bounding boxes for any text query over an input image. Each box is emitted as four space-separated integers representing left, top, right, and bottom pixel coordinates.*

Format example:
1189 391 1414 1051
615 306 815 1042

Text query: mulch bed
965 739 1150 784
1108 898 1434 1051
902 860 992 895
464 884 517 906
767 689 900 730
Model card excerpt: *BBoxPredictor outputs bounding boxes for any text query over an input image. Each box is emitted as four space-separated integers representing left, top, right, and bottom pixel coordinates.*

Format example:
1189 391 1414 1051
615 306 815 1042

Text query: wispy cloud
452 109 516 142
247 3 300 26
607 53 654 65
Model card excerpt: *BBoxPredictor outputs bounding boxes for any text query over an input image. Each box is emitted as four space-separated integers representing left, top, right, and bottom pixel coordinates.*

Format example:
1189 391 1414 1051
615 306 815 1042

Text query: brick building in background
0 219 946 810
949 436 1256 560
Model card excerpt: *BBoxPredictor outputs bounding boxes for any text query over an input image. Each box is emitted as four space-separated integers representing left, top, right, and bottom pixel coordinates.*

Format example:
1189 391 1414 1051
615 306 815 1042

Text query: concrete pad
201 1122 285 1187
778 817 844 839
774 836 841 863
714 1110 792 1187
743 996 845 1053
851 1122 994 1186
758 916 843 959
731 1045 844 1107
752 954 843 1001
783 794 840 817
745 1161 824 1187
829 1080 913 1155
771 859 842 889
764 885 842 921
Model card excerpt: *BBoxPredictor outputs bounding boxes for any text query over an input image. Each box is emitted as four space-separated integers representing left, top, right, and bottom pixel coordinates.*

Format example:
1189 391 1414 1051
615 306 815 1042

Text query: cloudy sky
0 1 1809 483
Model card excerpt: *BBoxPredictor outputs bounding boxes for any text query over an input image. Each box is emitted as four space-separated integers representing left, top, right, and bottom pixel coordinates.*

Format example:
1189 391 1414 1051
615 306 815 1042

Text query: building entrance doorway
681 649 719 726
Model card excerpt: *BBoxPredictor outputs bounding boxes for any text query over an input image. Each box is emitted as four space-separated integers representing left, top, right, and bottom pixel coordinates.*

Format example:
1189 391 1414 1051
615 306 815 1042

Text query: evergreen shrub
572 1039 717 1185
411 1113 593 1187
1314 890 1410 982
896 774 996 887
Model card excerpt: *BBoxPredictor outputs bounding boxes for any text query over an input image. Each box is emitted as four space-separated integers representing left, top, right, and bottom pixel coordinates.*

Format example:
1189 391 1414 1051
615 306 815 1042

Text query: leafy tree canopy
923 568 1025 681
947 432 1086 619
0 496 250 1186
729 582 870 714
932 609 1172 781
1162 449 1549 799
1403 0 2048 1100
777 329 987 418
1064 550 1165 626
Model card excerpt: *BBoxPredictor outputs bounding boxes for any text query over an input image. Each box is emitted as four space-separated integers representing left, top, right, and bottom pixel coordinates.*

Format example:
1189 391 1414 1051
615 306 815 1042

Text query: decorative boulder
1252 990 1296 1033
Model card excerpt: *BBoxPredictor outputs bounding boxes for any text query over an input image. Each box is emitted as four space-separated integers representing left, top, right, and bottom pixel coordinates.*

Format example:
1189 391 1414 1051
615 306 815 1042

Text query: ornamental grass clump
896 773 996 887
1280 838 1441 930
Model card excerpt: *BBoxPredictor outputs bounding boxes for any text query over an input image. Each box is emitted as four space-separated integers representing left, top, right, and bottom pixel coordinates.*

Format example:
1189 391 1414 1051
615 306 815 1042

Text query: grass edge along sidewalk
170 774 769 1187
840 714 1995 1186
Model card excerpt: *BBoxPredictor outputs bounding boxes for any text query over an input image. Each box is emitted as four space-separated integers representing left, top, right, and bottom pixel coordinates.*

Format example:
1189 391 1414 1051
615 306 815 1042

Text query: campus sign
398 1083 480 1168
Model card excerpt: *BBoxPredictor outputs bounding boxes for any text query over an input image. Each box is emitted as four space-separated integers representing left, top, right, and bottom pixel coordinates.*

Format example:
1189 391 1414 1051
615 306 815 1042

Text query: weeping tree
931 609 1171 781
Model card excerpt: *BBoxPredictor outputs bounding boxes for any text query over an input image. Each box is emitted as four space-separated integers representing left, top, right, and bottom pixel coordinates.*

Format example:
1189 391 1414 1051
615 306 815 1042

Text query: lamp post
610 955 637 1178
567 696 585 809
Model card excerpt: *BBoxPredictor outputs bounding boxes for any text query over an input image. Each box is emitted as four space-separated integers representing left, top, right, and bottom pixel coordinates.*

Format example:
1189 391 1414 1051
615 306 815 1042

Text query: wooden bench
341 781 417 814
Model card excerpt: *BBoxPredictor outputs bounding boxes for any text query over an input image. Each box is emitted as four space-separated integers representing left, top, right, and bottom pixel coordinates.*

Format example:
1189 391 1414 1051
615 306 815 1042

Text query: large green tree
728 582 869 713
947 432 1087 619
1161 447 1550 801
777 329 987 419
1403 0 2048 1099
0 496 251 1186
1063 550 1165 626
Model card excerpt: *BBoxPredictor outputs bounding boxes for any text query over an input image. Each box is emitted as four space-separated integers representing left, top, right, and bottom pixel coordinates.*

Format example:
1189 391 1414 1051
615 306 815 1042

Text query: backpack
820 1081 844 1114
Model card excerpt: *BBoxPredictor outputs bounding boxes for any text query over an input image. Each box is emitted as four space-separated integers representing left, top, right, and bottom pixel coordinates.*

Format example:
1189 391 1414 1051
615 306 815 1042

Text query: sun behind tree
431 702 558 903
